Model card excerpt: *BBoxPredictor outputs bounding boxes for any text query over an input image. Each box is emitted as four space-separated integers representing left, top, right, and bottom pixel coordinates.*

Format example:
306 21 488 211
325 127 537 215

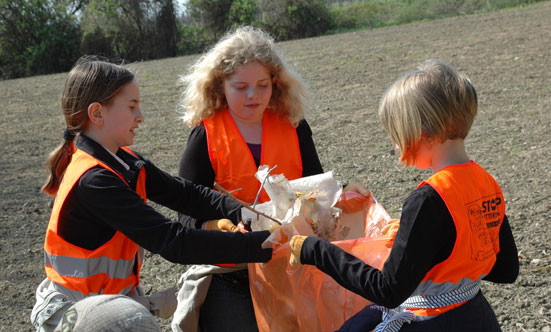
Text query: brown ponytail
41 140 76 195
41 56 135 195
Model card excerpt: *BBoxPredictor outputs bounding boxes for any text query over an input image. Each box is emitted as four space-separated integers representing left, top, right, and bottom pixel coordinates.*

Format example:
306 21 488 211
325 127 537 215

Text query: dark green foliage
0 0 80 78
330 1 384 30
229 0 260 27
0 0 547 78
178 25 211 55
187 0 234 41
80 0 178 62
259 0 333 40
156 0 179 58
181 0 259 53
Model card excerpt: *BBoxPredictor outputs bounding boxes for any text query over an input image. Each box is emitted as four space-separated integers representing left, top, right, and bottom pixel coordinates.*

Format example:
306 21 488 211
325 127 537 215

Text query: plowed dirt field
1 2 549 331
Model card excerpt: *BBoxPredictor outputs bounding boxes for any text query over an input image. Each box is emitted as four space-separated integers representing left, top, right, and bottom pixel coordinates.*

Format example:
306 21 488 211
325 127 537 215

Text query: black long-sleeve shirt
178 119 324 229
300 184 519 308
56 134 272 265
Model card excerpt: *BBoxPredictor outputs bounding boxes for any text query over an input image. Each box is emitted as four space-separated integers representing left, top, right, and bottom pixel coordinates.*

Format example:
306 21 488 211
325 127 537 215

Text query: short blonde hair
179 26 308 128
378 59 478 167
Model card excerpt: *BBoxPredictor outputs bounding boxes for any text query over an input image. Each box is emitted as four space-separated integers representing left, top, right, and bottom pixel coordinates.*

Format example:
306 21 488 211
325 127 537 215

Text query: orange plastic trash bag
248 192 394 332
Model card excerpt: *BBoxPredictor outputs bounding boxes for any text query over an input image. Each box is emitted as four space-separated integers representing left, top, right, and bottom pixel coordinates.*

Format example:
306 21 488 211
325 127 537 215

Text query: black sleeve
300 185 456 308
177 125 216 229
71 166 271 264
296 120 324 177
145 161 242 221
483 215 519 283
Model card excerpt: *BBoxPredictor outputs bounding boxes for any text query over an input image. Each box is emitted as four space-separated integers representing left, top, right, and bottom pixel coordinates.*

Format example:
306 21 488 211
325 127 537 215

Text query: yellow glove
289 235 308 266
269 223 280 234
205 218 238 232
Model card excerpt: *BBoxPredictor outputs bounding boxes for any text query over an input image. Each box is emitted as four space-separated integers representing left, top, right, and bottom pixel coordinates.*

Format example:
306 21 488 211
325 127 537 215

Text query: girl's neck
229 111 263 144
431 139 470 173
84 129 119 154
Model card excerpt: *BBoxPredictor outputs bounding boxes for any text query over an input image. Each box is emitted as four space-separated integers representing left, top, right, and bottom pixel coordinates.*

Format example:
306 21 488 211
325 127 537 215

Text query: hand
381 218 400 237
148 287 177 319
289 235 308 266
269 223 280 234
343 182 370 196
205 218 238 232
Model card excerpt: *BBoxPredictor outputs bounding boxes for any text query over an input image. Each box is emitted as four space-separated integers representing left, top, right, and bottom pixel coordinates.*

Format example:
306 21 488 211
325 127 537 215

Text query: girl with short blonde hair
378 59 478 167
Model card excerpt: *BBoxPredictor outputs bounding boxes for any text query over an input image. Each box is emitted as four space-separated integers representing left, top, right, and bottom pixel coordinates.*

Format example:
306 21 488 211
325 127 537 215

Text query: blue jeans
199 270 258 332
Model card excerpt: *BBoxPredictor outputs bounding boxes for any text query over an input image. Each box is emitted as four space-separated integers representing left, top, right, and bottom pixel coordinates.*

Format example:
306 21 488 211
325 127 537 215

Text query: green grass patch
325 0 547 35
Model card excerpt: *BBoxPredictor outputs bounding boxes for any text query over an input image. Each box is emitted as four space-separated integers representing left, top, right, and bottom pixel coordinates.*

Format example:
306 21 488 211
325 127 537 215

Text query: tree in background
186 0 233 43
0 0 80 78
80 0 178 61
180 0 259 53
155 0 178 58
0 0 178 78
183 0 330 46
259 0 332 40
0 0 331 78
3 0 535 79
229 0 260 28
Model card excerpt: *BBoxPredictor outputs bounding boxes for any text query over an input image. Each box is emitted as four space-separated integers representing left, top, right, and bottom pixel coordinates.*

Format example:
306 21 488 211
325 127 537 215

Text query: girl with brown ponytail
42 57 135 196
31 56 274 332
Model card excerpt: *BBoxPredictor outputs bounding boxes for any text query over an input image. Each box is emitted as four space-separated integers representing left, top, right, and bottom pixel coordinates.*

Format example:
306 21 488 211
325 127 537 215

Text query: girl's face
100 80 143 153
223 62 272 124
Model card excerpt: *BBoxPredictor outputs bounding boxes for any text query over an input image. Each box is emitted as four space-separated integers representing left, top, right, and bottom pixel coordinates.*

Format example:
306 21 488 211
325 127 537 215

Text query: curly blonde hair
178 26 308 128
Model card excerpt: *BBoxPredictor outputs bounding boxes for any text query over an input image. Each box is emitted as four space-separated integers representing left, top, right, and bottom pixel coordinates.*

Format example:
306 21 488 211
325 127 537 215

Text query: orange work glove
204 219 238 232
289 235 308 266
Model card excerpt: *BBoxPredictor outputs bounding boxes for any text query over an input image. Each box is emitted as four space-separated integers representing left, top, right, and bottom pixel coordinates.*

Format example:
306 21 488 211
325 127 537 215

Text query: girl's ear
88 102 103 126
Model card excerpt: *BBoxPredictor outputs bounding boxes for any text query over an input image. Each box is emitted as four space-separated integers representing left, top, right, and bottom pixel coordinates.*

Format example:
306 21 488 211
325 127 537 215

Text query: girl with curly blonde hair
179 26 307 128
172 26 324 332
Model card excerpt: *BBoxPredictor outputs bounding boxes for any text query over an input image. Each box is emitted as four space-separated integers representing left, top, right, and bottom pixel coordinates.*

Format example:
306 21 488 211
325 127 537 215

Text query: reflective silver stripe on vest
370 281 481 332
44 250 135 280
408 275 484 297
402 280 481 309
372 306 415 332
52 279 135 301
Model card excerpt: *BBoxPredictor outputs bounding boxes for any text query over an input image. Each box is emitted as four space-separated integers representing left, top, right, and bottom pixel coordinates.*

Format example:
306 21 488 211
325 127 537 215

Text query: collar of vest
76 134 146 188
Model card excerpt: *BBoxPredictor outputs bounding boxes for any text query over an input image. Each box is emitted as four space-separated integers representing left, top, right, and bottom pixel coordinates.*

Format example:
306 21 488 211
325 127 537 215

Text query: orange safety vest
44 147 146 298
203 108 303 204
405 161 505 317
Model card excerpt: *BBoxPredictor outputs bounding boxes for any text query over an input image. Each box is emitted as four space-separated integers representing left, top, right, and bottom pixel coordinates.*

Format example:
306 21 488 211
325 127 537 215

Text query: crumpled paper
241 167 362 248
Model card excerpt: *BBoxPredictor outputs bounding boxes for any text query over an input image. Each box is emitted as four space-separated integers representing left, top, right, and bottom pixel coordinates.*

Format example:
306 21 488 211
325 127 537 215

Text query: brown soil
1 2 549 331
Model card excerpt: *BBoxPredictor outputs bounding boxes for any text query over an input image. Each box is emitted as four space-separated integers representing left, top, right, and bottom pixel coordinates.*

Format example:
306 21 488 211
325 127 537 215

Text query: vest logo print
467 194 502 262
